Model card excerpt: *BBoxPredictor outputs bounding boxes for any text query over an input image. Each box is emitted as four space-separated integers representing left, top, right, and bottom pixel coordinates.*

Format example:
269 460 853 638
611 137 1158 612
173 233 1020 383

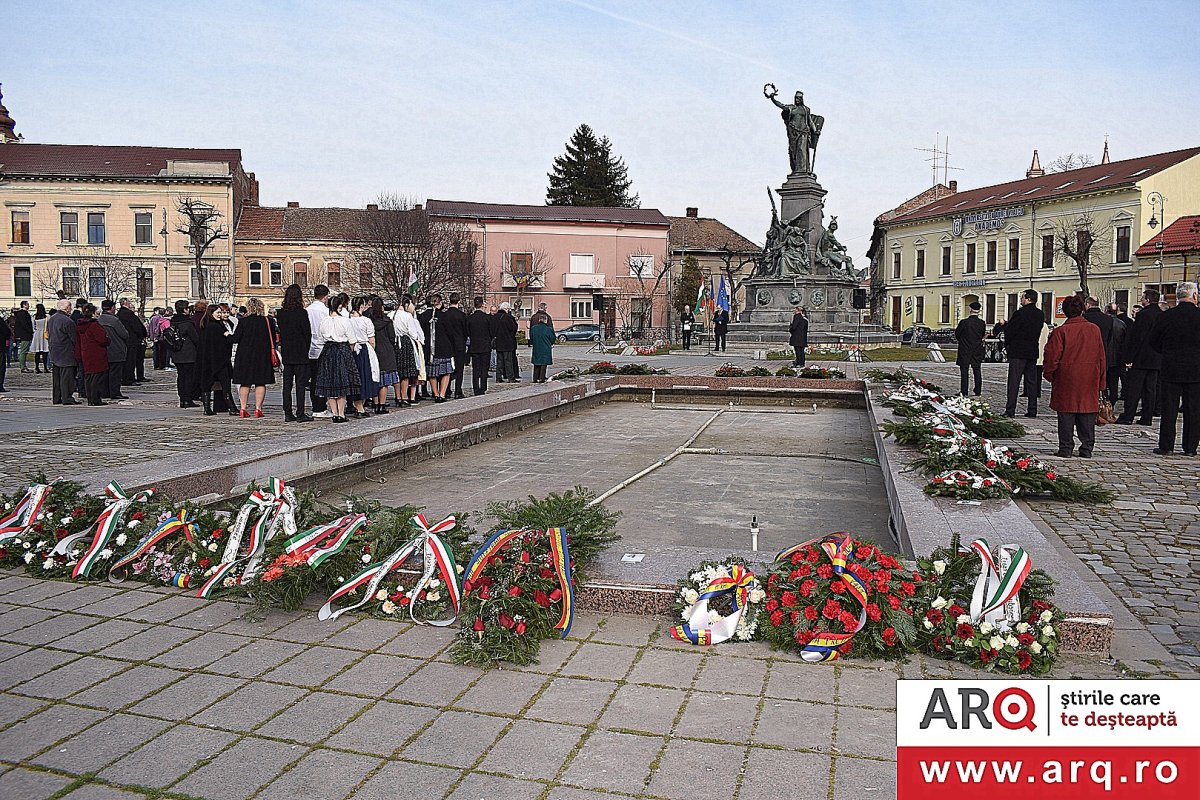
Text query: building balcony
563 272 605 290
500 273 545 290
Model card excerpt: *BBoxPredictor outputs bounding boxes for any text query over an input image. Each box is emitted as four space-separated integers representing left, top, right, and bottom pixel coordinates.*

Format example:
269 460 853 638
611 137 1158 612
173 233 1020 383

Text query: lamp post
1147 191 1167 232
160 208 170 310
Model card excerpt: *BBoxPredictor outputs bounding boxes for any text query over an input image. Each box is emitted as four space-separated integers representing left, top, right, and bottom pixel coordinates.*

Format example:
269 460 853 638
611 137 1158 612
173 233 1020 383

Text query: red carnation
791 552 804 565
789 610 800 625
866 603 882 622
926 608 944 626
873 569 892 583
839 611 857 631
534 590 552 608
1032 599 1052 612
839 641 852 655
539 567 554 580
398 596 411 606
212 528 223 539
388 590 406 602
874 581 889 594
764 597 780 613
507 585 522 597
830 581 846 594
781 591 798 608
131 511 145 521
1045 471 1057 481
795 564 812 577
803 605 818 621
956 623 975 640
1017 650 1032 671
816 563 833 579
887 595 901 610
799 579 817 597
855 546 872 560
770 609 785 627
796 629 814 645
806 549 820 563
55 527 69 541
900 581 916 596
199 558 210 568
882 627 897 646
979 647 993 663
767 574 778 591
822 599 842 619
788 569 803 581
880 555 899 569
478 585 491 600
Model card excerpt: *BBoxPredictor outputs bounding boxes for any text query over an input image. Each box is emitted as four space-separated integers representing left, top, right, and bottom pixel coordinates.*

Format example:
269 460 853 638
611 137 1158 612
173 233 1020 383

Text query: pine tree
674 256 704 313
546 124 640 208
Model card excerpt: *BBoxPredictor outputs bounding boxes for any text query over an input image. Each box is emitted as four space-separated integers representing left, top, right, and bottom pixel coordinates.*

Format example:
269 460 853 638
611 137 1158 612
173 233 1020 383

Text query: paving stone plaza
0 347 1194 800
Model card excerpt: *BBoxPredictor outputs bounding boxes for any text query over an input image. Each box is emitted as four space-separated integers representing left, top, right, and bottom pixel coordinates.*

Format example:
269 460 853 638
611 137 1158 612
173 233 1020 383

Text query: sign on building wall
952 206 1026 236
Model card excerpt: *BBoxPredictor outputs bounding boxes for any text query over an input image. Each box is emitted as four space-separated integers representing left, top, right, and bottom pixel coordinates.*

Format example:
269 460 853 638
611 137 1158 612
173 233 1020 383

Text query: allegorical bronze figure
764 84 824 175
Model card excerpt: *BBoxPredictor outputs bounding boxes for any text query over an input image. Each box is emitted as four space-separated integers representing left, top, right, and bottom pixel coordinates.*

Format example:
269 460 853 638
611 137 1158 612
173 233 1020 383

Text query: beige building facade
874 146 1200 332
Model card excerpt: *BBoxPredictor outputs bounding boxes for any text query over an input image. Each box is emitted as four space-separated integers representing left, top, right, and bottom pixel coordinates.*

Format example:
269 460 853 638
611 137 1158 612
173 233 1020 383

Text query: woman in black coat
275 284 313 422
197 304 237 416
230 297 276 418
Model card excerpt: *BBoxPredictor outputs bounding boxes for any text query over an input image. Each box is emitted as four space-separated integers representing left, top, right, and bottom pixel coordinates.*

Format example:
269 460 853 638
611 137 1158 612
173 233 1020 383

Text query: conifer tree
546 124 640 208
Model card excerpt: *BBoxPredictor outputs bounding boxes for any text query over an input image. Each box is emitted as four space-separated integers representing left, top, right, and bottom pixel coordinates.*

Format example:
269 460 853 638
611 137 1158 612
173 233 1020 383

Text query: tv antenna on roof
915 132 963 188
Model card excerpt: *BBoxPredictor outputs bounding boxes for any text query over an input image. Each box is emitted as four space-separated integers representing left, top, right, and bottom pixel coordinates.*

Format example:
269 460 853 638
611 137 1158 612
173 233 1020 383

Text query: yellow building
0 142 256 310
873 145 1200 331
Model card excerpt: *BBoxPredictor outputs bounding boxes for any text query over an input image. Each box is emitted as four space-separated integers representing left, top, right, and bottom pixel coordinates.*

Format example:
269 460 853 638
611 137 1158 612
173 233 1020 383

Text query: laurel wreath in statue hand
763 83 777 98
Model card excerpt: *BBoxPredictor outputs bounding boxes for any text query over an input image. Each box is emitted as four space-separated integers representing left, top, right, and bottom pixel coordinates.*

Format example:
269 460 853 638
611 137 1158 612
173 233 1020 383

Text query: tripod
841 314 872 363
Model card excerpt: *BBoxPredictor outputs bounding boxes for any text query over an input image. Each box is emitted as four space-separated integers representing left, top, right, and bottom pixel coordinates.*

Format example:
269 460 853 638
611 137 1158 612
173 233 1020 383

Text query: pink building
427 200 671 337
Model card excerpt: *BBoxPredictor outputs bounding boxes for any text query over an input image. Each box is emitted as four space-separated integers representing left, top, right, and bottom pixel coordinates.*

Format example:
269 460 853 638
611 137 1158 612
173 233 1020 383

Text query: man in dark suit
1103 304 1126 404
788 306 808 366
712 307 729 352
466 296 494 396
47 299 80 405
955 301 986 396
492 302 519 382
1116 289 1163 426
170 299 201 408
1003 289 1044 417
117 298 149 385
1149 282 1200 456
98 300 130 400
12 301 33 373
1082 296 1115 398
440 292 469 399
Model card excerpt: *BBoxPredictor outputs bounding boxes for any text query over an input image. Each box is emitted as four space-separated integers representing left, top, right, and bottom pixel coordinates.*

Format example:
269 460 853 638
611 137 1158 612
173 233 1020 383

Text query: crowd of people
11 286 559 422
955 284 1200 458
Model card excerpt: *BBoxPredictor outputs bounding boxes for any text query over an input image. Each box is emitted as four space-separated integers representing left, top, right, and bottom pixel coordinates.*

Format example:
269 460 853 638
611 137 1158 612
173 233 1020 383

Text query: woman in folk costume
349 297 378 420
314 293 360 423
389 294 424 406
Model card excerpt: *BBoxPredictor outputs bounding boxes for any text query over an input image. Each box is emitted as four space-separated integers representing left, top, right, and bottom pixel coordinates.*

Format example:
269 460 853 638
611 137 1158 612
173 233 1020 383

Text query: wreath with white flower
672 557 765 644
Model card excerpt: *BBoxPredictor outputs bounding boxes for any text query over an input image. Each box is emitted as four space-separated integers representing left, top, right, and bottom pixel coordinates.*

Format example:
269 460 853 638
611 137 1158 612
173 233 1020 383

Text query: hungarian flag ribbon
316 514 460 623
196 478 297 599
281 513 367 569
71 482 155 579
670 564 759 646
0 478 60 544
777 533 870 662
966 538 1030 630
109 510 198 582
464 527 574 638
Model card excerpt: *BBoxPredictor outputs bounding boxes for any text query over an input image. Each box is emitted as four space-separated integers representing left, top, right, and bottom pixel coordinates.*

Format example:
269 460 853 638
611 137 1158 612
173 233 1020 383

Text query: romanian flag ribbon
72 482 155 579
196 478 297 599
281 513 367 569
0 478 60 544
670 564 758 646
316 514 460 623
967 538 1030 630
108 510 198 582
777 533 870 662
463 527 574 638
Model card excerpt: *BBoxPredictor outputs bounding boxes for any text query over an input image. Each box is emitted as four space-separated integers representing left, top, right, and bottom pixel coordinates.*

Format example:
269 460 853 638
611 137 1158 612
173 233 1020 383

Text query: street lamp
160 208 170 309
1147 191 1167 230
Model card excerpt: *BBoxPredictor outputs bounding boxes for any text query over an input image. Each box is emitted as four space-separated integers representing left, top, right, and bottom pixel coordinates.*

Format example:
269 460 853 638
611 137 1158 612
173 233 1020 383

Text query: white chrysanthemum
115 533 127 546
42 559 54 570
1040 610 1053 623
23 552 33 564
980 622 994 635
455 564 464 574
689 571 705 583
36 512 45 521
1030 641 1043 654
1015 622 1030 633
61 516 73 525
22 541 31 550
99 548 113 560
381 600 396 615
932 596 948 609
374 589 388 601
681 606 693 621
126 519 140 529
35 540 46 548
933 560 946 575
429 578 440 588
361 554 371 563
988 635 1005 650
207 543 218 552
1042 625 1055 638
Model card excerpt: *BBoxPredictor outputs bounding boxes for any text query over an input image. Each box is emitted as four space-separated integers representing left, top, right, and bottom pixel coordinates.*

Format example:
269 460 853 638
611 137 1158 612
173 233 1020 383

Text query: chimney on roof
1101 136 1110 165
1026 150 1045 179
414 203 423 212
686 207 699 218
366 204 379 212
0 84 20 144
287 201 299 208
246 172 259 206
949 180 957 193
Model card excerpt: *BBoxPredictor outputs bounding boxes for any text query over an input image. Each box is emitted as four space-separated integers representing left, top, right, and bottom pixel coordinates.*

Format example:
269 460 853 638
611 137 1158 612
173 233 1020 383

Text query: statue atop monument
764 84 824 175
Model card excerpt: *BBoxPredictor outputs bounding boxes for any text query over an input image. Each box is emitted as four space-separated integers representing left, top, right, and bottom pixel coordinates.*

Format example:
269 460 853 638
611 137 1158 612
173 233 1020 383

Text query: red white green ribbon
317 514 460 623
670 564 758 646
967 538 1030 630
108 511 198 582
196 477 297 598
281 513 367 569
70 482 156 579
0 478 59 544
777 533 870 662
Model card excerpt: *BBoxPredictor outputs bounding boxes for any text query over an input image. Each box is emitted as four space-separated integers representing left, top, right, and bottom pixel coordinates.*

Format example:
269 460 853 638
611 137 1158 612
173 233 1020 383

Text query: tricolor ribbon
463 527 574 638
280 513 368 569
966 538 1030 630
777 533 870 662
670 564 759 646
108 510 198 582
0 478 60 544
196 477 298 598
317 514 461 623
67 482 155 579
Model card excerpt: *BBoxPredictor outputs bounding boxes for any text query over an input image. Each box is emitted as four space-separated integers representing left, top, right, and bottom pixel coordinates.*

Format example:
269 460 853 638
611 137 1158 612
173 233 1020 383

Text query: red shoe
254 409 264 418
239 409 249 418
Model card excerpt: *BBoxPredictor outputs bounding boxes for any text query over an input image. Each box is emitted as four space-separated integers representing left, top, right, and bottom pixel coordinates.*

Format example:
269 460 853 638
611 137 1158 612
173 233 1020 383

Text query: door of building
891 296 902 332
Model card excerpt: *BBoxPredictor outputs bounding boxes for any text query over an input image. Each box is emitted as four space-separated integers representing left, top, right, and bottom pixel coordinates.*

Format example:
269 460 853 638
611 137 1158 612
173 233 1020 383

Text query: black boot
202 392 214 416
1025 399 1038 418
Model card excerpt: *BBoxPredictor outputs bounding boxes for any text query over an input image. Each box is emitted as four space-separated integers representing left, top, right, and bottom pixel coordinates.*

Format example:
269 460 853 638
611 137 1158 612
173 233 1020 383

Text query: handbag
1097 395 1116 425
266 321 280 368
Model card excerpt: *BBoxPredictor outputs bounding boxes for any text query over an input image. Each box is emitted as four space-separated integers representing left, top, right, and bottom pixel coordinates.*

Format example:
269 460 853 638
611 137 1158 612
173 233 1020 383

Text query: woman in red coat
74 304 110 406
1043 294 1106 458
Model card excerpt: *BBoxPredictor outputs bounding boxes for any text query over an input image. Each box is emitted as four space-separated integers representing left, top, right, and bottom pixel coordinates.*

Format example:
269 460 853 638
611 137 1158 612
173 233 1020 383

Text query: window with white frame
248 261 263 286
61 266 81 297
190 267 209 298
60 212 79 244
269 261 284 286
293 261 308 288
134 212 154 245
570 297 593 319
88 266 107 297
629 254 653 278
1115 226 1131 263
13 267 31 296
570 253 595 273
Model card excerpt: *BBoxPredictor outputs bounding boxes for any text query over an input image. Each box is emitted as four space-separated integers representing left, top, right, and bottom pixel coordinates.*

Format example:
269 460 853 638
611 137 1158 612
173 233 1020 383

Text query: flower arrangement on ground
761 533 919 660
582 361 618 375
714 363 746 377
796 365 846 379
671 557 764 645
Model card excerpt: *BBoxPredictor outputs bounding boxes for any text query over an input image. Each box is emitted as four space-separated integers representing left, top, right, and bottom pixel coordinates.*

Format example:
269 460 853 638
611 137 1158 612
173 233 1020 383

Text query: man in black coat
12 301 33 373
47 299 80 405
441 292 469 399
788 306 808 366
955 301 986 396
492 302 519 382
712 307 729 352
1003 289 1045 417
117 298 149 385
466 296 494 396
98 300 130 400
1104 304 1126 404
170 299 201 408
1149 282 1200 456
1082 297 1115 400
1116 289 1163 426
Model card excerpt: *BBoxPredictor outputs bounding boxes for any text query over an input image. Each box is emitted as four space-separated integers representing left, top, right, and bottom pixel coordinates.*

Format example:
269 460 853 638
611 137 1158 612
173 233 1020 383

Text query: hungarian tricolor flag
693 280 708 315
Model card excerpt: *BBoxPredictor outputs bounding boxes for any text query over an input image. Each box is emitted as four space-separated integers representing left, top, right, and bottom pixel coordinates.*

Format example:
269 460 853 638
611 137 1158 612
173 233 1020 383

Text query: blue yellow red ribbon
777 533 869 662
671 564 758 645
108 511 198 582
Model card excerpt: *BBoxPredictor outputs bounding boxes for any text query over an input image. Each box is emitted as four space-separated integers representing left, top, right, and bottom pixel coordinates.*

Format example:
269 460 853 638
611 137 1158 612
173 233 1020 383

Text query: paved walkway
0 572 1122 800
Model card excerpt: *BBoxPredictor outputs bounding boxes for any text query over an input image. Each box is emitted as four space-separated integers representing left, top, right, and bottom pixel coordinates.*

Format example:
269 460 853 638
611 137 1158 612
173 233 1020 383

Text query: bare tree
499 245 552 318
1054 210 1111 297
1048 153 1095 173
610 249 671 338
711 243 758 317
36 246 141 302
175 198 228 299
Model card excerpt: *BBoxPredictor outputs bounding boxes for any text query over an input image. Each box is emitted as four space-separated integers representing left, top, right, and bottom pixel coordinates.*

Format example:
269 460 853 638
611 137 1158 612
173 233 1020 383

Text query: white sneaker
311 410 332 418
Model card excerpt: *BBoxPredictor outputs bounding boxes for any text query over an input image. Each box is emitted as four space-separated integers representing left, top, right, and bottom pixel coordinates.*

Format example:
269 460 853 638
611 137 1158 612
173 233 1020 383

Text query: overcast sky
5 0 1199 258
